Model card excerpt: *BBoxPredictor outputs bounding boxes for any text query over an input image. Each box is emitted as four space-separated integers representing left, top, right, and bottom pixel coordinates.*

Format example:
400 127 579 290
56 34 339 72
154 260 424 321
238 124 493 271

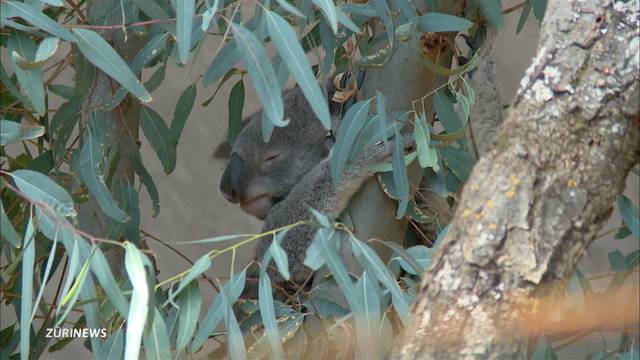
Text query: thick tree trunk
394 0 640 358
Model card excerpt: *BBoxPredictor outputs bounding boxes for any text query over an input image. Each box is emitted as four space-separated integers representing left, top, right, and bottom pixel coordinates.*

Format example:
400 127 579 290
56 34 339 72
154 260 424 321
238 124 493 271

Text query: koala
216 82 414 297
216 87 339 220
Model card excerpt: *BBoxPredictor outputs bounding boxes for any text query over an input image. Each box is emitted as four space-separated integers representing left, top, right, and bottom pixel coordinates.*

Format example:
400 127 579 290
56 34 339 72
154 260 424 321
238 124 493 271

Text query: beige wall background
1 2 637 358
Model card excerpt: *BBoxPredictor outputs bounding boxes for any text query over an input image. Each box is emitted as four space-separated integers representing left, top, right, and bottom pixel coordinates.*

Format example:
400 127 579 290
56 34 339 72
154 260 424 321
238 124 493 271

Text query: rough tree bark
394 0 640 358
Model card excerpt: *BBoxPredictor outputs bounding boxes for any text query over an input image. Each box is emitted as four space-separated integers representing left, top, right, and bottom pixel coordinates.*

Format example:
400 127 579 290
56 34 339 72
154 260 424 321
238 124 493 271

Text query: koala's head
216 87 338 220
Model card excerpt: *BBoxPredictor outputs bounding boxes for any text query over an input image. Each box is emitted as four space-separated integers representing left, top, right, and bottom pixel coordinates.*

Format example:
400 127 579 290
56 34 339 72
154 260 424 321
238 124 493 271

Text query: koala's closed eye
263 152 283 164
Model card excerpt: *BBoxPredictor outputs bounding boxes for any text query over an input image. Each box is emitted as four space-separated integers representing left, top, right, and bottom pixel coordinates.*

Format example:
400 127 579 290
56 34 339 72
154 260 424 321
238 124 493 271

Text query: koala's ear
213 141 232 159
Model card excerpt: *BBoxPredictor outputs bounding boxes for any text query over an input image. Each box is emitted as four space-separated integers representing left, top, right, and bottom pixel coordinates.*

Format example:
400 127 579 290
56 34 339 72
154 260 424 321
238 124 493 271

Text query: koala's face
218 112 331 220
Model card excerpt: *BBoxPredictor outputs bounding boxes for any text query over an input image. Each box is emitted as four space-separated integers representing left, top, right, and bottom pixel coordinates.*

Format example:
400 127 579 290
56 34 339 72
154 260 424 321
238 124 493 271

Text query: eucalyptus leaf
617 195 639 241
20 216 35 360
34 37 59 63
7 32 45 115
79 115 129 223
177 0 195 65
350 237 410 325
176 282 202 352
392 126 409 218
124 242 149 360
227 79 245 145
72 28 152 103
414 114 439 171
265 10 332 129
417 12 473 32
192 270 246 352
259 273 285 359
1 1 75 42
332 98 373 185
0 202 20 247
163 255 211 306
310 0 338 33
171 83 197 144
139 105 177 174
143 308 172 360
231 23 286 129
0 120 44 146
10 169 75 217
203 43 241 87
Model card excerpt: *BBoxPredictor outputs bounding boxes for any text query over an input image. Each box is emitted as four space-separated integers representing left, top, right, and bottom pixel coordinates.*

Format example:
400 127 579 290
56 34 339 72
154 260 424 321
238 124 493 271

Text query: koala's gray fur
217 84 414 297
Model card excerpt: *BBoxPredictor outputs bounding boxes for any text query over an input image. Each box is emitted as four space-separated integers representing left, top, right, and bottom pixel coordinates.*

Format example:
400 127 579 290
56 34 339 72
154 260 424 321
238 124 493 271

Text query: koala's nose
220 153 245 204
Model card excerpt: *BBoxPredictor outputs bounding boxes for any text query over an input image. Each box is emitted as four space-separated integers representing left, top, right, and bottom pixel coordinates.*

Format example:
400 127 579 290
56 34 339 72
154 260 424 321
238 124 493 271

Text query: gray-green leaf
417 12 473 32
231 23 286 129
2 1 75 42
72 28 152 102
10 169 75 217
140 105 177 174
265 10 332 129
177 0 195 65
0 120 44 146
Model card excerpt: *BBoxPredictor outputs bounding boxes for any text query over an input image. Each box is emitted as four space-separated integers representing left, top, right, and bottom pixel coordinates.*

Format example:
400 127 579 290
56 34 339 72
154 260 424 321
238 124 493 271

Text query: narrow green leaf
259 273 285 359
50 97 81 164
176 281 202 352
227 79 245 145
130 154 160 217
339 4 377 17
265 10 332 129
48 84 72 98
0 120 44 146
372 0 393 44
375 92 389 149
350 237 411 325
143 308 172 360
124 242 149 360
163 255 211 306
441 147 475 183
140 105 177 174
102 33 169 111
275 0 306 18
392 127 409 218
397 245 432 275
79 276 104 358
516 2 531 34
609 249 629 273
316 230 360 312
34 37 59 63
221 284 247 360
203 43 241 87
231 23 286 128
414 114 439 171
336 8 361 33
2 1 76 42
191 270 246 352
79 116 129 222
170 83 197 145
131 0 175 33
201 0 220 31
177 0 195 65
417 12 473 32
310 0 338 33
20 216 36 360
618 195 639 241
268 229 291 280
332 98 373 185
10 169 75 217
478 0 504 27
531 0 547 22
7 32 45 115
0 201 20 247
304 229 327 271
56 237 79 316
72 28 152 102
354 271 381 359
30 228 59 323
